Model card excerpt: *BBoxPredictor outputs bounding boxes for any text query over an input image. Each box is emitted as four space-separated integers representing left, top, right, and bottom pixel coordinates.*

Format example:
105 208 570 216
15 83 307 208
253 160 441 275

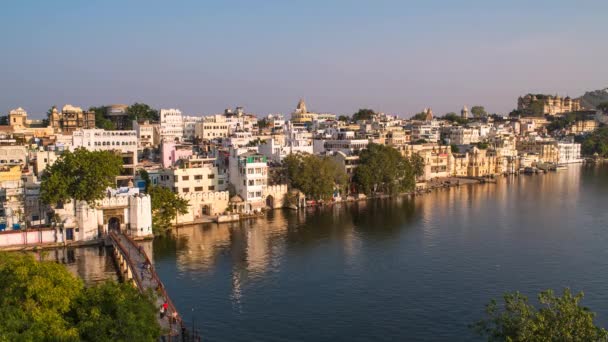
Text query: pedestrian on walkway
159 304 165 319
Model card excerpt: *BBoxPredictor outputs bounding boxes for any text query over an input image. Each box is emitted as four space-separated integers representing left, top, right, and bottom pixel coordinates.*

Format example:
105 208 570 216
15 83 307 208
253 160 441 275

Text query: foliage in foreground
472 288 608 341
0 252 160 341
148 186 189 234
40 148 123 206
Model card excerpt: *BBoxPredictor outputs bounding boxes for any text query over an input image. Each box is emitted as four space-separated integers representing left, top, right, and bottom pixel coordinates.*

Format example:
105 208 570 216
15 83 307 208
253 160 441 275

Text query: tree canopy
472 288 608 341
597 101 608 113
411 112 428 121
578 127 608 157
40 148 123 205
0 252 160 341
471 105 488 118
149 186 189 234
283 153 347 200
126 103 159 124
338 115 350 122
89 106 115 130
0 115 7 125
352 109 376 122
442 112 468 125
353 143 419 195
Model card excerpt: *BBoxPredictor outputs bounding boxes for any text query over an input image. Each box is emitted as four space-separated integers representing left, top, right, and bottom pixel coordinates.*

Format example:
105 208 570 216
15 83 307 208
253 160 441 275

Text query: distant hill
578 88 608 109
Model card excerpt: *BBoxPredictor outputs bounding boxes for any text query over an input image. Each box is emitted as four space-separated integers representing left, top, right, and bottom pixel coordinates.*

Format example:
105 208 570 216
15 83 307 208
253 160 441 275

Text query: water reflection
34 246 119 285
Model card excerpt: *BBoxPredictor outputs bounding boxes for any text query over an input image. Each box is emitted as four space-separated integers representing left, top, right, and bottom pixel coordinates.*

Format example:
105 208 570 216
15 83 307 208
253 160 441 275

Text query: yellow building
290 99 335 123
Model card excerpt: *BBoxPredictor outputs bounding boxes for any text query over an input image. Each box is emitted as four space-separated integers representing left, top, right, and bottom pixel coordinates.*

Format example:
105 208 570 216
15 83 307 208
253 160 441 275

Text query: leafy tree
477 142 489 149
442 112 468 125
0 252 161 341
411 112 428 121
472 288 608 341
353 143 417 195
126 103 159 127
338 115 350 122
451 144 460 153
70 281 161 342
257 118 271 129
471 105 488 118
352 109 376 122
139 169 151 193
410 153 425 179
148 186 189 234
284 153 347 200
578 127 608 157
0 115 7 125
597 101 608 113
0 251 82 340
413 139 427 144
40 148 123 205
89 106 115 130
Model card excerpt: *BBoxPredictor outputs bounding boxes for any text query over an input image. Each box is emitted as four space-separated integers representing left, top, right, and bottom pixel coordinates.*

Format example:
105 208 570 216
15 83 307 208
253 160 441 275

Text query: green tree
70 281 161 342
352 108 376 122
0 115 7 125
597 101 608 113
472 288 608 341
477 142 489 149
0 252 82 341
442 112 468 125
89 106 116 130
338 115 350 122
578 127 608 157
410 153 425 179
126 103 159 127
284 154 347 200
148 186 189 234
471 105 488 118
411 112 428 121
139 169 151 193
451 144 460 153
40 148 123 205
0 252 161 341
353 143 417 195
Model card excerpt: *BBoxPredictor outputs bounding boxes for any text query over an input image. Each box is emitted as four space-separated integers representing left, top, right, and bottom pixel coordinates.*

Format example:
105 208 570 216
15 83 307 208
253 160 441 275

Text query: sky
1 0 607 118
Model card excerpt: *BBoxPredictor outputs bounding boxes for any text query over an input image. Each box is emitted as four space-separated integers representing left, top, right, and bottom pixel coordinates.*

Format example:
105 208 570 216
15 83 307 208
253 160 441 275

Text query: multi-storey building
182 115 203 142
133 120 159 148
159 108 184 142
448 127 480 145
195 116 231 140
49 105 95 134
228 149 268 212
557 142 582 164
517 94 581 116
71 129 138 185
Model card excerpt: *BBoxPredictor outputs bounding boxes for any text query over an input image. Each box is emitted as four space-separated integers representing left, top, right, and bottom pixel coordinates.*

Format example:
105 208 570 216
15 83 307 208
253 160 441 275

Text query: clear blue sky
1 0 606 118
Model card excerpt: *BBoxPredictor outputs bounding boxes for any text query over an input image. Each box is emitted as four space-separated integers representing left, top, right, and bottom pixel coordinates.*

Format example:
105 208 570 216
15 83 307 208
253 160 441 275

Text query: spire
296 99 307 113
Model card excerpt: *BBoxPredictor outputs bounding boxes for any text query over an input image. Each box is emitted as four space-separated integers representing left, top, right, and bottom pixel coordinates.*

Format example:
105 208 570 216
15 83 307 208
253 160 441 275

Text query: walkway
109 231 193 340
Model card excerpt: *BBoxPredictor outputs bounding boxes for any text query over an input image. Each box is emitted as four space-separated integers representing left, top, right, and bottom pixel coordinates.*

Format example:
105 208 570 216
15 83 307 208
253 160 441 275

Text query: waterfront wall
0 228 56 247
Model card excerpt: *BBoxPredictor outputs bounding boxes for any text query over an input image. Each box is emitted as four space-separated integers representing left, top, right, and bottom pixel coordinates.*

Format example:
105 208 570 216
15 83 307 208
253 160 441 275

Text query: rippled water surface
148 165 608 341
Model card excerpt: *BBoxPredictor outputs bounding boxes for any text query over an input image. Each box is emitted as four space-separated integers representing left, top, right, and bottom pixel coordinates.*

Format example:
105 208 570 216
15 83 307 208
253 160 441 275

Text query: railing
121 233 184 329
108 231 144 290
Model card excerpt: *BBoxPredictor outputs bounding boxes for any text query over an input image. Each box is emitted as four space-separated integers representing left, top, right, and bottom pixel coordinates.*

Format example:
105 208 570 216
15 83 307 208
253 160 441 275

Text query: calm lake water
90 164 608 340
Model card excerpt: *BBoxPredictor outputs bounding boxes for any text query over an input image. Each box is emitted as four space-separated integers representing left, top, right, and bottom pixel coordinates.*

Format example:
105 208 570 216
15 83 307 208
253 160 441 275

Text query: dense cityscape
2 1 608 341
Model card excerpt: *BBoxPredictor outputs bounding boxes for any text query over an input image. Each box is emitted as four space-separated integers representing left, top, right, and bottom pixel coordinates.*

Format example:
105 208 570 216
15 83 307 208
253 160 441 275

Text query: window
194 186 203 192
208 186 215 191
183 187 189 193
182 176 189 181
208 174 215 179
194 175 202 180
248 180 254 186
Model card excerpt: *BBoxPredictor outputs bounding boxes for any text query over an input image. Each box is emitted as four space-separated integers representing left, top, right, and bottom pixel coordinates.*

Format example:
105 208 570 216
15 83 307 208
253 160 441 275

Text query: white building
448 127 480 145
195 115 231 140
557 142 582 164
133 120 159 148
182 115 204 142
159 108 184 142
72 129 138 185
228 148 268 212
